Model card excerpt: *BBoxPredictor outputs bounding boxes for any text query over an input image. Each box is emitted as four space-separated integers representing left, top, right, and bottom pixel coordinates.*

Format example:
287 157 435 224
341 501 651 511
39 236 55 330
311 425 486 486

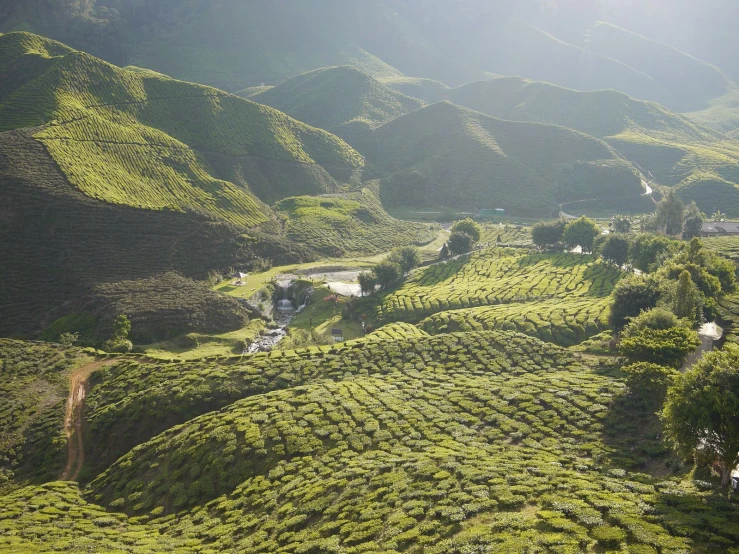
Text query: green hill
371 101 646 216
252 66 425 152
446 77 739 215
0 32 368 340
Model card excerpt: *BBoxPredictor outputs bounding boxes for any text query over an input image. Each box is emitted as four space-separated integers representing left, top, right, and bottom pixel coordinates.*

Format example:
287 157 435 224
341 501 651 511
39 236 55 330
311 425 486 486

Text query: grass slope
372 101 643 216
252 66 425 152
275 184 437 257
0 32 363 222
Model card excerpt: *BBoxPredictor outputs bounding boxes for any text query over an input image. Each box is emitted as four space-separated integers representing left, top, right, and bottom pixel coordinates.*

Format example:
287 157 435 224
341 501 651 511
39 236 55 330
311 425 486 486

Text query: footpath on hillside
59 359 116 482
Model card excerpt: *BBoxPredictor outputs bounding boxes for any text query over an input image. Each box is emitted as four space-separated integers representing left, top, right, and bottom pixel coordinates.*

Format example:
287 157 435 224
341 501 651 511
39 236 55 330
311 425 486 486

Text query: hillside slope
445 77 739 214
0 32 364 218
252 66 425 152
371 102 645 215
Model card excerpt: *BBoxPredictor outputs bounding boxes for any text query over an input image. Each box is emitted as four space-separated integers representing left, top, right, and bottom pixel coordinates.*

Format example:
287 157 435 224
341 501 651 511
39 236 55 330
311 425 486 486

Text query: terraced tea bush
85 333 739 553
376 248 621 324
83 331 580 474
0 340 78 493
419 297 611 346
0 482 197 553
275 185 437 256
0 32 364 226
479 224 532 247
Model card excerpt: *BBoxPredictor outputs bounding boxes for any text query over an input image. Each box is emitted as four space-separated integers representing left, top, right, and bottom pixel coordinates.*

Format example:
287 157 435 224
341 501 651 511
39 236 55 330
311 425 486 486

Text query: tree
599 234 630 267
532 219 566 249
623 362 678 404
451 218 481 243
711 209 726 222
387 246 421 273
682 201 704 239
655 189 684 236
621 307 684 337
610 275 662 331
357 272 377 297
611 214 632 234
662 344 739 487
672 270 703 322
447 232 474 256
618 326 700 368
103 314 132 353
372 261 402 291
563 216 600 253
438 243 450 260
629 233 677 273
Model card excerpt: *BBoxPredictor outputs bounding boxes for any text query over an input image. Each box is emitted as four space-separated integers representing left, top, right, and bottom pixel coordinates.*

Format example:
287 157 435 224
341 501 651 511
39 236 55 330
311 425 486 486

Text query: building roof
702 222 739 234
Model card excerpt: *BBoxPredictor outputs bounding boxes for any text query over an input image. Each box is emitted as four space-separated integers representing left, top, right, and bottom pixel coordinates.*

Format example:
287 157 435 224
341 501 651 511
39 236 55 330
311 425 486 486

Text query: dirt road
59 359 116 482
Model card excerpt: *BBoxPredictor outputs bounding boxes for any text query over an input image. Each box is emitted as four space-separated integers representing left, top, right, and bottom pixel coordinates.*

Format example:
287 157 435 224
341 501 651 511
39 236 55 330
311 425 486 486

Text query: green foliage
387 246 422 273
357 272 376 297
372 261 403 291
618 327 701 368
610 275 663 331
622 362 677 404
671 270 703 322
447 231 474 256
599 233 630 266
563 216 600 253
682 201 705 239
532 219 566 248
621 308 685 337
662 343 739 487
655 189 684 236
450 218 482 243
629 233 680 273
612 214 632 234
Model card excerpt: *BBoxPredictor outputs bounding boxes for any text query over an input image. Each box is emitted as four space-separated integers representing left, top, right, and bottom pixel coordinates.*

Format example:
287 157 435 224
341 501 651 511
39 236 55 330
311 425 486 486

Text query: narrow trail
59 359 116 482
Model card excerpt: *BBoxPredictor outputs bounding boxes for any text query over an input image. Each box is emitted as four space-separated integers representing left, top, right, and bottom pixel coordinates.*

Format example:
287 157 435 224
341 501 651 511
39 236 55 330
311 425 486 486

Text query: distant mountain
370 102 646 216
252 66 425 152
444 77 739 214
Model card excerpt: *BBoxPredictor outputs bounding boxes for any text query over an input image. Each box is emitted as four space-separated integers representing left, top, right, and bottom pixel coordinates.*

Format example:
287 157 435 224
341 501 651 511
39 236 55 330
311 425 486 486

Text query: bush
372 261 403 291
592 525 627 548
563 216 600 253
102 339 133 354
622 307 686 337
447 232 474 256
599 234 630 266
623 362 677 403
629 234 679 273
618 327 700 368
387 246 421 273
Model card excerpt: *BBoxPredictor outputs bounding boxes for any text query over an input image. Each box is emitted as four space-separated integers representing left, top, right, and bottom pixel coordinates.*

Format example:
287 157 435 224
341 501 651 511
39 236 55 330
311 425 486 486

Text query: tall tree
682 201 705 239
662 344 739 487
532 219 566 249
655 190 684 236
563 216 600 253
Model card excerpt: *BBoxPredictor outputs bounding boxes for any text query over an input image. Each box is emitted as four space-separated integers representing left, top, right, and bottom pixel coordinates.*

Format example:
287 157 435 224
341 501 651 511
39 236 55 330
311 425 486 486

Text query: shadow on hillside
599 379 685 478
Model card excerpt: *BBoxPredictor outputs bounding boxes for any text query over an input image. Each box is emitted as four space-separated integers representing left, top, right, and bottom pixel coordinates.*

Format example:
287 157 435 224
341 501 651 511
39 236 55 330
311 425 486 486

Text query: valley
1 2 739 553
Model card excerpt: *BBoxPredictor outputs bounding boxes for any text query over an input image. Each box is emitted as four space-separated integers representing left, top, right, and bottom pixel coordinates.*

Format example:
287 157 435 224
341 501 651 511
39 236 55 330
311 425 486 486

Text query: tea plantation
376 248 620 325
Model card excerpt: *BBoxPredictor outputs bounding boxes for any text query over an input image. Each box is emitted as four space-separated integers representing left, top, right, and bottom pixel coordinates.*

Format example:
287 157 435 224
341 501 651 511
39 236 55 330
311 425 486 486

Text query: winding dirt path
59 359 116 482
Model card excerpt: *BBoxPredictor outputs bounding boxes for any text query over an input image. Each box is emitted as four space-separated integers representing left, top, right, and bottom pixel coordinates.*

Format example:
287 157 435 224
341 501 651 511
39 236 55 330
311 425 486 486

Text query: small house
701 222 739 237
331 328 344 342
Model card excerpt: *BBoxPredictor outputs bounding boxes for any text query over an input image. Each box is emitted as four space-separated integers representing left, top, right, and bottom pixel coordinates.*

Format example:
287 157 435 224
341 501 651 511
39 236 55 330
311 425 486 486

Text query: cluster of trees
636 191 705 239
358 246 422 296
532 216 601 253
439 219 482 259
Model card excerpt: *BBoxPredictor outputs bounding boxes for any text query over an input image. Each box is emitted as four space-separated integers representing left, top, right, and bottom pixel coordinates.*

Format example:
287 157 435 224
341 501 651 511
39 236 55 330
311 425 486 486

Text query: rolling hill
252 66 425 152
370 101 647 216
444 77 739 215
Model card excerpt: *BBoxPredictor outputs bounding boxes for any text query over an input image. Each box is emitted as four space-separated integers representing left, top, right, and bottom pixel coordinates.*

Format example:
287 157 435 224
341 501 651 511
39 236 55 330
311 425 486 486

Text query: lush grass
0 340 82 494
372 101 643 217
275 184 438 257
375 248 621 324
0 32 363 226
